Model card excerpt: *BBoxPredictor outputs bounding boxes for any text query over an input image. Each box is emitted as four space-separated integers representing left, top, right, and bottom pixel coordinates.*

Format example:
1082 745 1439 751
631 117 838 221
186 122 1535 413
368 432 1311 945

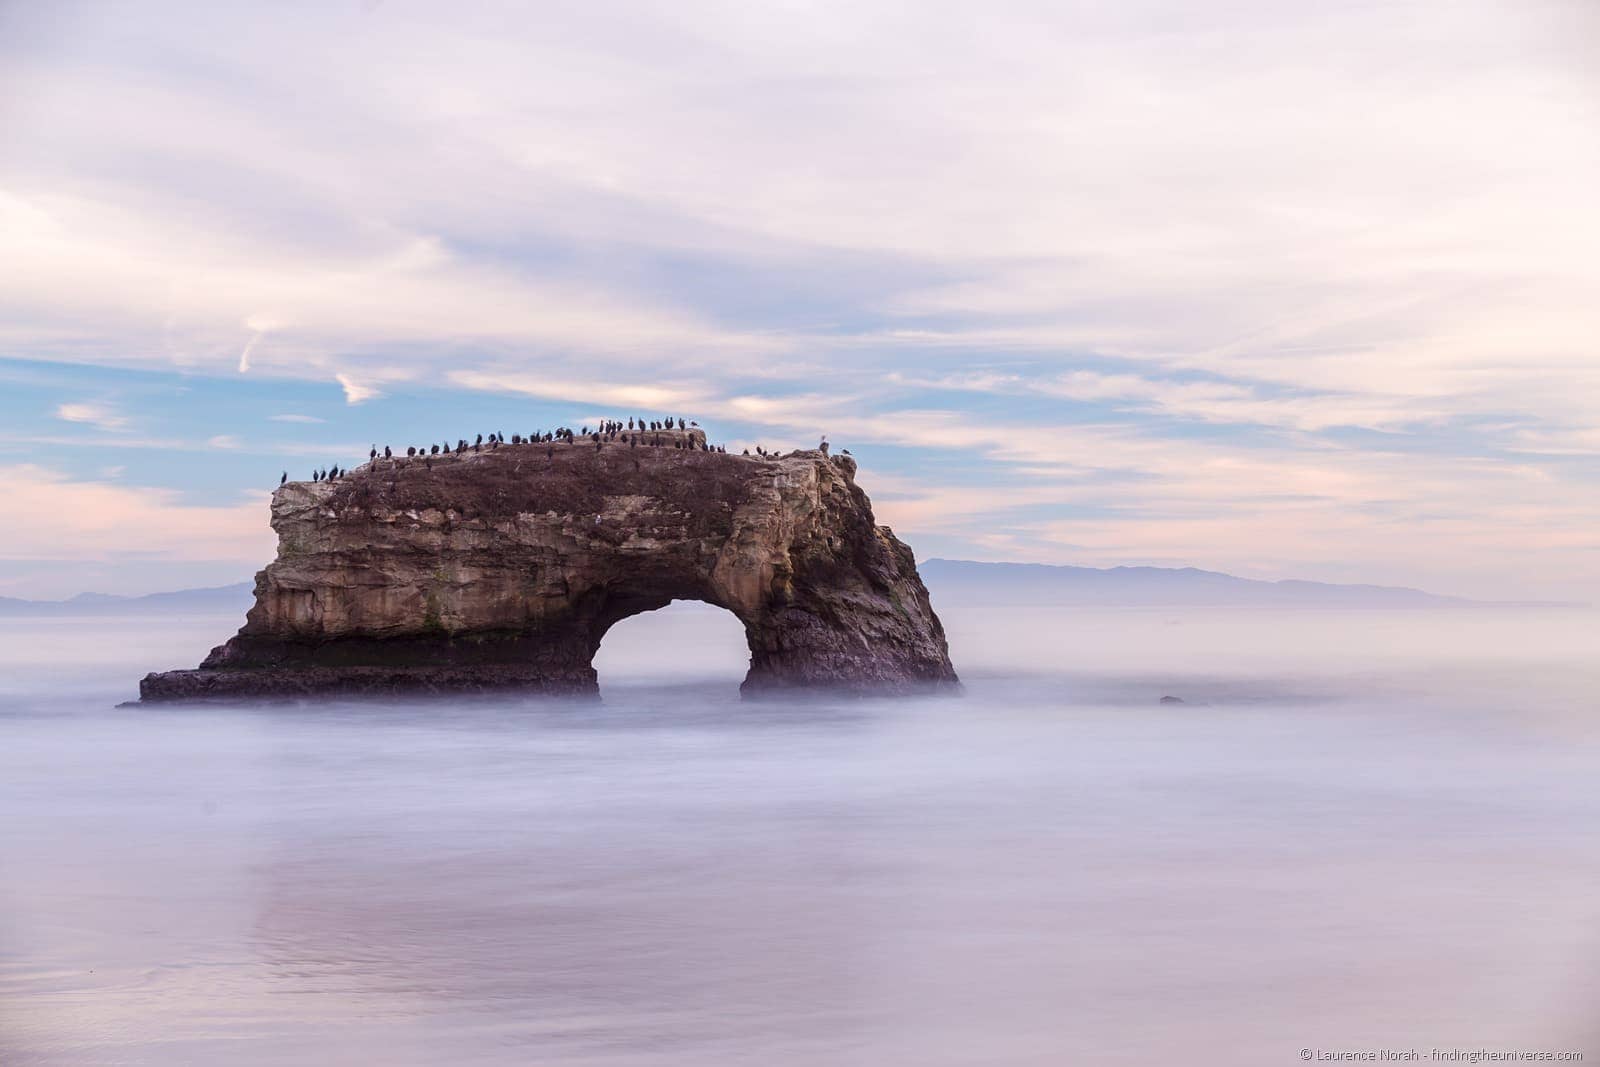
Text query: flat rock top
301 432 848 523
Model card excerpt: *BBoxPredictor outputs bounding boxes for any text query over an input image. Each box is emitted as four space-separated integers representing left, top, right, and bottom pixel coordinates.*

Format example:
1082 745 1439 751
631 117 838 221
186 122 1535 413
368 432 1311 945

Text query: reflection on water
2 608 1599 1064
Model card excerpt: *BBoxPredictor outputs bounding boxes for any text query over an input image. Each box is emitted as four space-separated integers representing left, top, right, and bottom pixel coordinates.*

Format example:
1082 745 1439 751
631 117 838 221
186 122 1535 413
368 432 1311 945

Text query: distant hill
0 562 1579 615
917 559 1572 608
0 582 254 616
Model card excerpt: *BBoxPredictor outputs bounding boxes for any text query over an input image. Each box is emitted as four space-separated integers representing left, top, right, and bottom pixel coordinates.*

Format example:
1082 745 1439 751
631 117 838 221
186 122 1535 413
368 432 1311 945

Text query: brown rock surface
139 430 958 700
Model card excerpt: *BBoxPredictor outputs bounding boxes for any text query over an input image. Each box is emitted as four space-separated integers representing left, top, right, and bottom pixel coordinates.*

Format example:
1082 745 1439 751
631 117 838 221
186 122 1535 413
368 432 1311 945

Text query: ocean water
2 604 1598 1065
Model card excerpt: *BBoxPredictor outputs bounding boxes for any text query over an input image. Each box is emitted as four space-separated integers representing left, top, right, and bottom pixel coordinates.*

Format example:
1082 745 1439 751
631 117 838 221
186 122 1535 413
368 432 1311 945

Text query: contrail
237 331 263 373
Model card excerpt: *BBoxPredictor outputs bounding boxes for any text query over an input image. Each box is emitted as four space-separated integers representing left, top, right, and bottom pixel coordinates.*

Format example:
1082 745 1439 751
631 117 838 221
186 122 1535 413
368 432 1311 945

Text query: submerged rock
1159 695 1186 705
140 430 958 701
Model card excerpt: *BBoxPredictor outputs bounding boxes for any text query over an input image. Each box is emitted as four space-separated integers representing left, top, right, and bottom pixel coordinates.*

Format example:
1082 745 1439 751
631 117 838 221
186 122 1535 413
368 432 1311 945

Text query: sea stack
139 429 958 700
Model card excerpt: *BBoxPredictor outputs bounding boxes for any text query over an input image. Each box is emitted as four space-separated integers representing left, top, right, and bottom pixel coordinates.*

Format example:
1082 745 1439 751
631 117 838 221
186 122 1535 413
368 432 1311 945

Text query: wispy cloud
236 315 278 373
335 374 381 405
269 413 325 424
55 401 129 430
448 371 705 413
0 464 272 564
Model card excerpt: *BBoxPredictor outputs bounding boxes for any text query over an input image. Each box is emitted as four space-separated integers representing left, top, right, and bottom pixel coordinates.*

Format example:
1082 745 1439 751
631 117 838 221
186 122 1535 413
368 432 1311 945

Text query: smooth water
2 606 1598 1065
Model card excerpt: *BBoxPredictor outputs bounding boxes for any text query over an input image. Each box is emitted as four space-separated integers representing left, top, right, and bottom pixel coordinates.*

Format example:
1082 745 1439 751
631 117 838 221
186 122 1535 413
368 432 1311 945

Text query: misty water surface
2 603 1598 1065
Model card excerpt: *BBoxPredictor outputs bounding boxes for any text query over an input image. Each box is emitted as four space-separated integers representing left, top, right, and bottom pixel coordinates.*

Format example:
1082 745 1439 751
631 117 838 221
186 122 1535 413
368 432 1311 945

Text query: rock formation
140 430 958 700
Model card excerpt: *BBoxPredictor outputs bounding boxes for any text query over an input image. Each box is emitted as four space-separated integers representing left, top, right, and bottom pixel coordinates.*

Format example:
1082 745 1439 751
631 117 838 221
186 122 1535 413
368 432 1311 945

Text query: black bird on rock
384 446 392 458
280 471 287 485
369 446 377 460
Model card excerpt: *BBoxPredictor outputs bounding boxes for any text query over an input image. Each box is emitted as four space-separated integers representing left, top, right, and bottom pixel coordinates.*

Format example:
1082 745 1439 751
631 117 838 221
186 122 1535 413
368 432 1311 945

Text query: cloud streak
0 464 272 566
335 374 381 406
56 402 129 431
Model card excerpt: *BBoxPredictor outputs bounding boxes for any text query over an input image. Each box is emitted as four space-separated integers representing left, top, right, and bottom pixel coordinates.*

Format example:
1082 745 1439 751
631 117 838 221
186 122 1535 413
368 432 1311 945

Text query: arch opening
591 600 752 695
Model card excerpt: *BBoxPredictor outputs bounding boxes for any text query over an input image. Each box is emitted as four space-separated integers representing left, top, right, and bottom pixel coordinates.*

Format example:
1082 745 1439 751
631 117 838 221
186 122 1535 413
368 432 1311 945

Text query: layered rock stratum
140 430 958 700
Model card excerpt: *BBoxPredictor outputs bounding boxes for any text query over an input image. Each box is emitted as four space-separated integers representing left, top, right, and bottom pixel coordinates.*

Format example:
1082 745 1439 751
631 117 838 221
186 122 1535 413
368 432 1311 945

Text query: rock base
139 665 598 702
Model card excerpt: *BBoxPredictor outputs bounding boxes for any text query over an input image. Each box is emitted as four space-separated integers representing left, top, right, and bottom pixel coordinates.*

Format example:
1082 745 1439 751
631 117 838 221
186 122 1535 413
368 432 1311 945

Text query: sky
0 0 1596 600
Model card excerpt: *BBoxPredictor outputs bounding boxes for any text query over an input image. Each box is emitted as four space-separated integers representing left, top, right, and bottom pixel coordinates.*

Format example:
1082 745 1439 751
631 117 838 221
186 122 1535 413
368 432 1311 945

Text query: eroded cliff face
140 431 958 700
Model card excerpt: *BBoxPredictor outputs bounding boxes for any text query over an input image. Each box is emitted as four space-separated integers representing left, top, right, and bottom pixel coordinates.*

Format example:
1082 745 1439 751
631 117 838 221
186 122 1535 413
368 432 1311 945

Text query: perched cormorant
369 446 377 460
280 471 287 485
384 446 392 458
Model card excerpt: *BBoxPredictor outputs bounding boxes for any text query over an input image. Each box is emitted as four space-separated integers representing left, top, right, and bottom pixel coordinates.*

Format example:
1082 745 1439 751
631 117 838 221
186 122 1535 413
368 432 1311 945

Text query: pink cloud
0 465 273 565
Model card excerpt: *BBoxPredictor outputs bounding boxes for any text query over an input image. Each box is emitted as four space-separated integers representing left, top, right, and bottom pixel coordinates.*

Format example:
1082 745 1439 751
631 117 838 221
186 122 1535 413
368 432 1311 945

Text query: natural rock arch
141 430 958 700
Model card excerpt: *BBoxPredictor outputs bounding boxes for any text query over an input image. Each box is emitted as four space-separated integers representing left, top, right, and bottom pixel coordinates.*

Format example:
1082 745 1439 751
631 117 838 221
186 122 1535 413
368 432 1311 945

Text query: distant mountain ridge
0 562 1580 614
0 583 255 616
917 560 1577 608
